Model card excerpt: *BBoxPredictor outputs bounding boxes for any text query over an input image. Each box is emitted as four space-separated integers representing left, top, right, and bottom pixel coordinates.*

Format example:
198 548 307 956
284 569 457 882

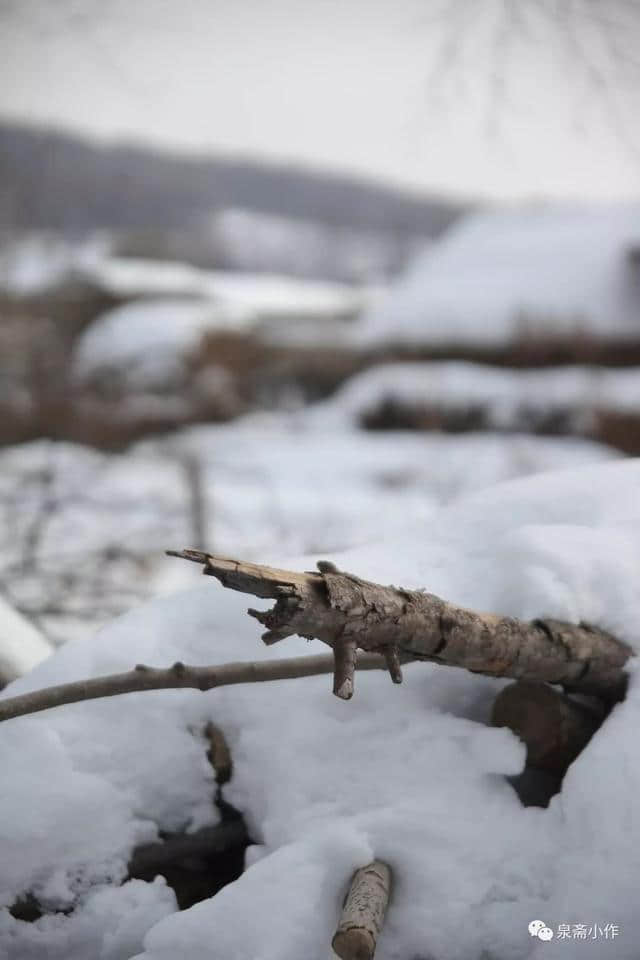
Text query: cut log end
332 928 377 960
332 861 391 960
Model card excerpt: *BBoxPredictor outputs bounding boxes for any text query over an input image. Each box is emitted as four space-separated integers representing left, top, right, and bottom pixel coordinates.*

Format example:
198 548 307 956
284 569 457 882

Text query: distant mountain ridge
0 121 463 236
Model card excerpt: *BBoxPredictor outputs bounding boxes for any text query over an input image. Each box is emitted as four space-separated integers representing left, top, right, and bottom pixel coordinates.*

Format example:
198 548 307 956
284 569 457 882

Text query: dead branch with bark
167 550 632 703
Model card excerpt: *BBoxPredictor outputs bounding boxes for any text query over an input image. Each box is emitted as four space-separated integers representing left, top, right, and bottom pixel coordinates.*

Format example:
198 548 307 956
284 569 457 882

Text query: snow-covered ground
2 458 640 958
358 206 640 347
0 424 617 646
311 361 640 429
3 206 640 957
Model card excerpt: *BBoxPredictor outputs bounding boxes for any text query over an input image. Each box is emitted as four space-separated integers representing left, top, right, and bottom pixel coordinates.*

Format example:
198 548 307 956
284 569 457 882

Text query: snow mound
71 267 375 385
2 459 640 958
358 206 640 346
0 597 52 684
72 298 238 389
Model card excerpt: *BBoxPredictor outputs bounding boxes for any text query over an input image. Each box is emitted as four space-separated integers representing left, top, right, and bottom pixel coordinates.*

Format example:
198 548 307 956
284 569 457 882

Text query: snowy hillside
2 459 640 958
358 206 640 347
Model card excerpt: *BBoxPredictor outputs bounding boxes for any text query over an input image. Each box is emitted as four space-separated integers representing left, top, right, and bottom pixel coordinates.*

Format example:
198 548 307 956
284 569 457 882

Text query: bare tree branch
0 651 402 723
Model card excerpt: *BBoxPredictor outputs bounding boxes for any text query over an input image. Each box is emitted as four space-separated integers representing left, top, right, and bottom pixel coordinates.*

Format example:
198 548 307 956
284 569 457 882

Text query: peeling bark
169 551 632 702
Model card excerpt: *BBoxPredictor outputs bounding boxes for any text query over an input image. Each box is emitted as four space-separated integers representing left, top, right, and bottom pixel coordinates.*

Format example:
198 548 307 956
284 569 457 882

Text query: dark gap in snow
505 768 562 808
8 893 46 923
9 727 251 922
128 813 249 911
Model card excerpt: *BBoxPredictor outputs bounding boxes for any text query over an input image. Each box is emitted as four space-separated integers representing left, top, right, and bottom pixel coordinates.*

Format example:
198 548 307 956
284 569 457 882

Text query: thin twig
0 652 403 723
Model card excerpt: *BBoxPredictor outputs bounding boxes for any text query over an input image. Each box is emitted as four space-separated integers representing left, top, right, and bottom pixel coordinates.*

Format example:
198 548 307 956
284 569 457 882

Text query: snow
2 458 640 958
210 207 412 283
0 879 176 960
0 233 107 296
71 263 378 384
0 597 52 683
312 360 640 428
81 258 372 320
358 206 640 346
0 426 617 647
71 298 240 389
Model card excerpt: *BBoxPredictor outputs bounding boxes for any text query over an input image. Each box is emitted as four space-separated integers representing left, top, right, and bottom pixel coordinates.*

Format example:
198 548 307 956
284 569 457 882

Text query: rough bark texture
169 551 632 702
332 861 391 960
491 680 604 774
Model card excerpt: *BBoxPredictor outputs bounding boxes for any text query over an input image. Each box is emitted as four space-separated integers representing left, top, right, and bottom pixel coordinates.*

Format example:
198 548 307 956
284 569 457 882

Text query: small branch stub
333 638 357 700
332 860 391 960
204 721 232 784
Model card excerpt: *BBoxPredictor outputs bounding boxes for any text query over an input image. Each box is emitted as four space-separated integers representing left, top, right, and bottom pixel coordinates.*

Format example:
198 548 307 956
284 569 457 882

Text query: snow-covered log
169 551 631 702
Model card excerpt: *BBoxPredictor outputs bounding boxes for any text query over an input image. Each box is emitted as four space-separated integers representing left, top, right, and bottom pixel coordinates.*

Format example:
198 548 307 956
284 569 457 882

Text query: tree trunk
169 551 631 702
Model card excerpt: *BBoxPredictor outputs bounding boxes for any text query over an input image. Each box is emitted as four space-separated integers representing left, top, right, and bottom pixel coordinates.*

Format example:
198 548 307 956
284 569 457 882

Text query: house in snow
357 205 640 349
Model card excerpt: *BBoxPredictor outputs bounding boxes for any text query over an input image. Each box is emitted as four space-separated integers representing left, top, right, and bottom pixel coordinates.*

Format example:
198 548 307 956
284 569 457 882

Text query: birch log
168 551 632 702
332 861 391 960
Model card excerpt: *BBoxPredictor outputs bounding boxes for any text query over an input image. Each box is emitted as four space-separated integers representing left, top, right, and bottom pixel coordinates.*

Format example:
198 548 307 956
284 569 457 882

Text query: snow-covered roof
79 258 365 314
358 205 640 347
72 297 239 388
71 263 378 385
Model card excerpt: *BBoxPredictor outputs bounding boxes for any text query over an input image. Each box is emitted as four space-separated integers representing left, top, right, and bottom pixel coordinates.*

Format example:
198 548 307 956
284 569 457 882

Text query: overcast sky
1 0 640 202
